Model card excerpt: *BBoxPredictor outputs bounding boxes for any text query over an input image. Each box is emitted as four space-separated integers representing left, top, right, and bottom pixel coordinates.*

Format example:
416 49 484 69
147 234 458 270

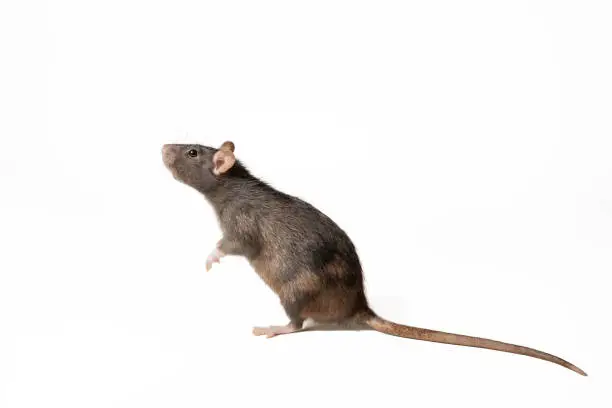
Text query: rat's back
227 177 359 265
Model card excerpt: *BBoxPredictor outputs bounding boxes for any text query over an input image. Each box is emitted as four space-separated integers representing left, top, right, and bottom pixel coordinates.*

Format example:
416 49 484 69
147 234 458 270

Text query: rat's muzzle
162 144 178 167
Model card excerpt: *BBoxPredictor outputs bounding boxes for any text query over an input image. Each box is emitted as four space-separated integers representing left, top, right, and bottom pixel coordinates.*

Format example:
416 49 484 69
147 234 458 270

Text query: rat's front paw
205 248 224 272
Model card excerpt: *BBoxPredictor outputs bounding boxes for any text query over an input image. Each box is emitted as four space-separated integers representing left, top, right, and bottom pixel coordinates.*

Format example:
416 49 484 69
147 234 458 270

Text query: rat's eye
187 149 198 158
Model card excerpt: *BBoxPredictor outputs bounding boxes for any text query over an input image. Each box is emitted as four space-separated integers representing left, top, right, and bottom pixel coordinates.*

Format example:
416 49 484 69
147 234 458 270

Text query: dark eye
187 149 198 158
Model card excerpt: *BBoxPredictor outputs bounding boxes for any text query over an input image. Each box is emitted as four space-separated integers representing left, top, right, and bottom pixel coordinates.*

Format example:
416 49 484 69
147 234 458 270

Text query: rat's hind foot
252 324 301 338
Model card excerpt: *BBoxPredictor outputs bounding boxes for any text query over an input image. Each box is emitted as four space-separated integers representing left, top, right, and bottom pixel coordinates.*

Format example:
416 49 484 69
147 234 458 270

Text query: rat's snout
162 144 178 167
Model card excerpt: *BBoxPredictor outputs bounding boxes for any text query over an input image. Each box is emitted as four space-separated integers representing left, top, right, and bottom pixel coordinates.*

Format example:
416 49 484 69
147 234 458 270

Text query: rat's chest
248 256 284 294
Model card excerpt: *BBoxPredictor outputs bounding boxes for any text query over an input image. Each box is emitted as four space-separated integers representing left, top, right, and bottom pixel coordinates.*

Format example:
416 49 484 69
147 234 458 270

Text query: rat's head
162 141 236 191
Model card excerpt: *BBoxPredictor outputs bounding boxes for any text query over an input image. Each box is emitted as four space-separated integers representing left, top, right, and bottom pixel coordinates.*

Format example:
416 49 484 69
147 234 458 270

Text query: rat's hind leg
251 288 369 338
252 324 301 338
252 294 310 338
253 317 373 338
252 273 320 338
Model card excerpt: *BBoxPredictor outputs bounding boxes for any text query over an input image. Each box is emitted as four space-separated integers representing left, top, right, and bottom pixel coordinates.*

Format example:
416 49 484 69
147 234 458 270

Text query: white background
1 1 610 407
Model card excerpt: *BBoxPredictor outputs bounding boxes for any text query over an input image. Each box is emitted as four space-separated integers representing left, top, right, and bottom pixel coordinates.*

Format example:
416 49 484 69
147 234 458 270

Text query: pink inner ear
214 156 224 169
213 150 235 174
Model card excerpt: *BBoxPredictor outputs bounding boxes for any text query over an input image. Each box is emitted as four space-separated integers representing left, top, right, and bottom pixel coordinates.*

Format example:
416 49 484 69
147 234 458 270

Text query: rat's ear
212 142 236 175
219 141 235 152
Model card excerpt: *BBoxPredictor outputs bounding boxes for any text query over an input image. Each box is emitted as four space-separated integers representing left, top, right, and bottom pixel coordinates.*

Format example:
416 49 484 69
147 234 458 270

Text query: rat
161 140 586 376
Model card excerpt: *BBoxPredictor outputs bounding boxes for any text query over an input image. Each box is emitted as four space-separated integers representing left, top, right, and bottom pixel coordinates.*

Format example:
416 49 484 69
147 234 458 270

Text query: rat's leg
253 318 372 338
205 247 224 271
252 324 300 338
252 279 318 338
252 318 321 338
205 237 243 271
251 315 304 339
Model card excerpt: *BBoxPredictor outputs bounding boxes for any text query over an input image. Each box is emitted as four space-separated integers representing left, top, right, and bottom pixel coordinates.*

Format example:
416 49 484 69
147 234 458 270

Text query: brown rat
161 141 587 376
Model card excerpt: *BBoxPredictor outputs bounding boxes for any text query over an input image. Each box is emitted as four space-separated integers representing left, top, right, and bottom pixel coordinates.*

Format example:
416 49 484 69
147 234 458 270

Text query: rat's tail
362 311 586 376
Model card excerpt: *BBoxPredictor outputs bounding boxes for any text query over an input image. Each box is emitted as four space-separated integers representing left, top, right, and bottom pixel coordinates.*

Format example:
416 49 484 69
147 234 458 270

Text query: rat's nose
162 144 176 166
